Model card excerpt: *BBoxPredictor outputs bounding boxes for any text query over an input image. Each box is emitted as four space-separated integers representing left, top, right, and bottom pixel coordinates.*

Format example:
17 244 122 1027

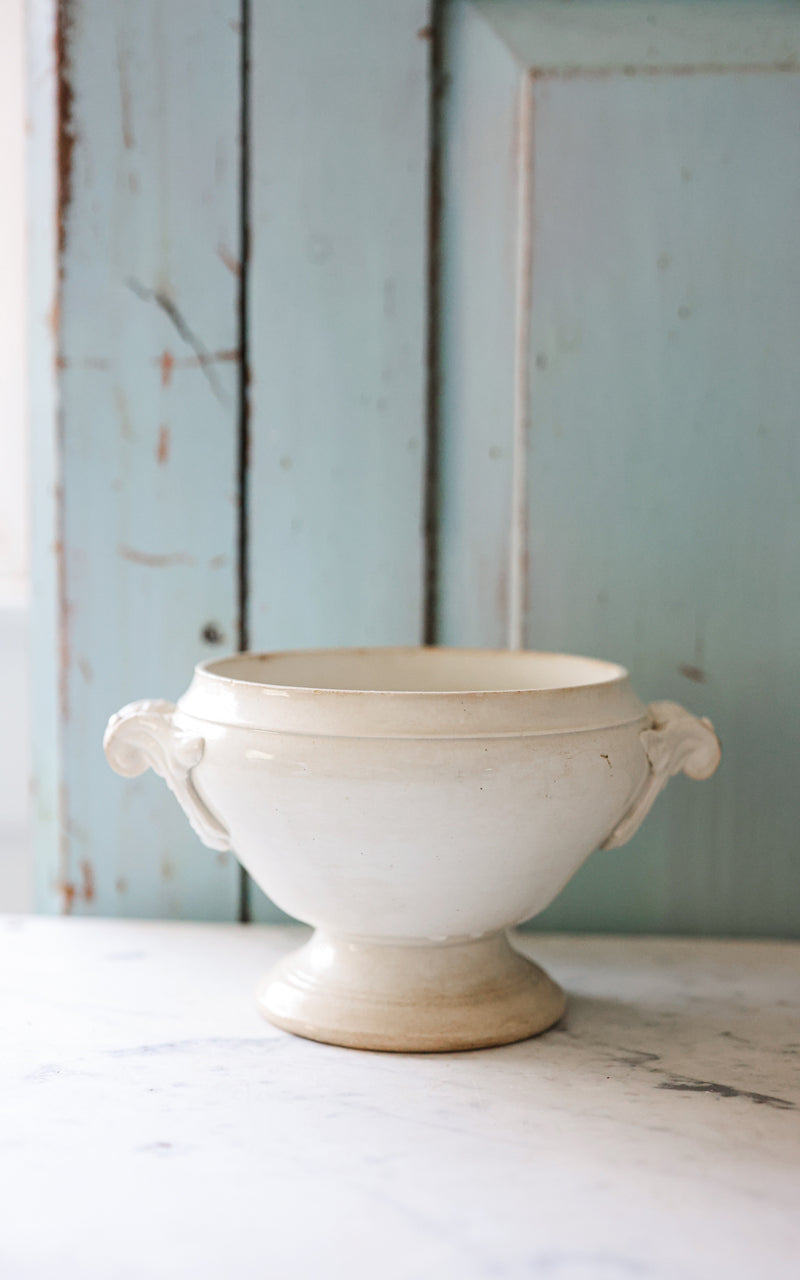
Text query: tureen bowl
104 647 720 1052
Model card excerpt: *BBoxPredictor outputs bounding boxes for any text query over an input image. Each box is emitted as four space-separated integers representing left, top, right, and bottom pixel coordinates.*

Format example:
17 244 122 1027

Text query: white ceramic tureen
104 647 720 1052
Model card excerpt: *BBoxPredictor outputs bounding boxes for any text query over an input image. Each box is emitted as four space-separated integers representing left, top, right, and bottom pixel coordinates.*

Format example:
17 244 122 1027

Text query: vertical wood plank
247 1 433 920
32 0 243 918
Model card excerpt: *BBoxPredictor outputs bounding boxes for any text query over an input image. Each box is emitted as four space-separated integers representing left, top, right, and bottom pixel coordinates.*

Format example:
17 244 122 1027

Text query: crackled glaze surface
2 918 799 1279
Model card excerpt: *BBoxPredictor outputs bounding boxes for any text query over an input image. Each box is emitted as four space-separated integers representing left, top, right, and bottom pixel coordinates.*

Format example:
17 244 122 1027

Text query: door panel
32 0 242 918
440 0 800 934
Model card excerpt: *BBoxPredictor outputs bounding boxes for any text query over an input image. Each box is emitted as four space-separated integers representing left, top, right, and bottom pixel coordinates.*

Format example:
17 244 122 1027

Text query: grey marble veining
1 917 798 1279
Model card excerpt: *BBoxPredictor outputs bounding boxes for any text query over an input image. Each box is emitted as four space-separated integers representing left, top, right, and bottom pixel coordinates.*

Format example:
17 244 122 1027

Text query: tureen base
256 929 565 1052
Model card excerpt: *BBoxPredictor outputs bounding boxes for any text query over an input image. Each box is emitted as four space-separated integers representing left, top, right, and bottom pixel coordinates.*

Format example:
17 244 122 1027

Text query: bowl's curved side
177 713 650 940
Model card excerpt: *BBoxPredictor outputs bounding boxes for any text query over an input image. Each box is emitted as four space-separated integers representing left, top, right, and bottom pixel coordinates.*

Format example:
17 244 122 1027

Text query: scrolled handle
104 699 231 852
601 700 720 850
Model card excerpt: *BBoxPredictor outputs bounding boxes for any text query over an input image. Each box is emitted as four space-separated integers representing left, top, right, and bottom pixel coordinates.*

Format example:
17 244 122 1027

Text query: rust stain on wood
79 860 95 903
153 348 239 375
59 862 94 912
217 244 241 278
159 349 175 388
56 356 110 370
118 544 196 568
156 425 170 465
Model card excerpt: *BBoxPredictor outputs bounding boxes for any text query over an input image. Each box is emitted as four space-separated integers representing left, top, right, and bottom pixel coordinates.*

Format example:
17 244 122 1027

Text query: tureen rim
192 645 630 699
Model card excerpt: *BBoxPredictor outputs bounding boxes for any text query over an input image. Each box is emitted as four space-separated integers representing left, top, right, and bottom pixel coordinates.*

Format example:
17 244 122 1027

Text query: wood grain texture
34 0 243 918
247 0 433 921
442 1 800 936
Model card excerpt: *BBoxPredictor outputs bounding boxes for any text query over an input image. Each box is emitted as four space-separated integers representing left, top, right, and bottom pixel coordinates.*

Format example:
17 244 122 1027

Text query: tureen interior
200 646 627 694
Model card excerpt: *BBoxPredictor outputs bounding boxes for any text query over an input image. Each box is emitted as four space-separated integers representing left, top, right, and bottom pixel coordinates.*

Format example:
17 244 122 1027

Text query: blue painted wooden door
438 1 800 937
33 0 800 935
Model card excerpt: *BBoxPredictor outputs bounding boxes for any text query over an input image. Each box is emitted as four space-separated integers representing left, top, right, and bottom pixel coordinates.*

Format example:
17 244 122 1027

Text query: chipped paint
153 348 239 376
79 859 95 903
217 244 241 277
56 356 110 370
118 545 196 568
156 425 170 465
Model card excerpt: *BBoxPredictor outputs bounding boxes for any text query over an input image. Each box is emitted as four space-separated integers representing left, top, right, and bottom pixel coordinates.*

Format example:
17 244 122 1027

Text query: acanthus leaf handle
601 700 721 851
103 699 231 852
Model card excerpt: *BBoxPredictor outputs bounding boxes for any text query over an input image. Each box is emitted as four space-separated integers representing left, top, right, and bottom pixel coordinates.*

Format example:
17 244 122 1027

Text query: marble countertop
1 917 798 1279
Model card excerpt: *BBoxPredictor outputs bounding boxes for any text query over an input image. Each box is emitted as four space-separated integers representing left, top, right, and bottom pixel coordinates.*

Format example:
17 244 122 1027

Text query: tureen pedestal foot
256 929 565 1053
